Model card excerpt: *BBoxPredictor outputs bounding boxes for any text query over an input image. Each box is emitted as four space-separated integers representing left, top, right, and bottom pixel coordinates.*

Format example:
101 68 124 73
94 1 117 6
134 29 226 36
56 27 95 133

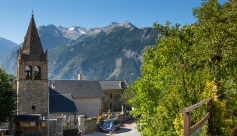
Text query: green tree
0 67 17 125
119 88 135 106
8 74 16 82
129 0 237 135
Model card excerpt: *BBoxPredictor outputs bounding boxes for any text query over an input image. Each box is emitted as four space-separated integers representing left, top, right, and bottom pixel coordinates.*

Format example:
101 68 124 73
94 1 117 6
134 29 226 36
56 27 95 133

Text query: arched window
34 66 41 80
25 66 32 80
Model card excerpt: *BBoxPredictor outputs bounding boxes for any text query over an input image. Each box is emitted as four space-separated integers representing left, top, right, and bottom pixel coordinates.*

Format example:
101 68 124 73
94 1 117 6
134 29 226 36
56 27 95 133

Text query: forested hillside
0 26 160 83
48 27 160 83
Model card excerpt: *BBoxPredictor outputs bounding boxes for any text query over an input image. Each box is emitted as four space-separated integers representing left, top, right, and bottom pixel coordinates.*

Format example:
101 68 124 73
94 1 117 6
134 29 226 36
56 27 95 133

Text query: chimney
120 80 124 88
78 73 82 80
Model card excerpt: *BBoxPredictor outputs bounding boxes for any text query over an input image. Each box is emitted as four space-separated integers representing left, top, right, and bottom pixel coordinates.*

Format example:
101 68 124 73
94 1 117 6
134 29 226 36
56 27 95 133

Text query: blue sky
0 0 228 44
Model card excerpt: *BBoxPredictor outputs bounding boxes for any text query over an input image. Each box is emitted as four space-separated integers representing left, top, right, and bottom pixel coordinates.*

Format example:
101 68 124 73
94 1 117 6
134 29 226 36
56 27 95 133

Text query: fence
182 95 237 136
181 97 214 136
225 92 237 135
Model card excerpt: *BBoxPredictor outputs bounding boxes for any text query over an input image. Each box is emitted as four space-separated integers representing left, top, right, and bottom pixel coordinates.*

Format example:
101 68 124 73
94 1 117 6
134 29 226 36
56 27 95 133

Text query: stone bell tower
16 13 48 116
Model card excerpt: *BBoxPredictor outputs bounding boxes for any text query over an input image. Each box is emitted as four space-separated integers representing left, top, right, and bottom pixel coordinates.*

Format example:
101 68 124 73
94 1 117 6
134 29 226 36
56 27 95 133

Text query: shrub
108 115 114 119
63 124 76 130
87 117 93 121
116 113 121 117
93 116 97 120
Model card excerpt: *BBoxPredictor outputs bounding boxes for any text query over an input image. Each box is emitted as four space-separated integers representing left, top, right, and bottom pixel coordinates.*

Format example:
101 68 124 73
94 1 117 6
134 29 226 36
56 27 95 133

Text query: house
99 80 130 112
48 80 105 118
48 77 131 118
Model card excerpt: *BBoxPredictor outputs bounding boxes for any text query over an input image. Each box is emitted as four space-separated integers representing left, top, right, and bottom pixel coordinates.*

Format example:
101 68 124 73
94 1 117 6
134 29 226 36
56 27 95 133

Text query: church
9 13 130 135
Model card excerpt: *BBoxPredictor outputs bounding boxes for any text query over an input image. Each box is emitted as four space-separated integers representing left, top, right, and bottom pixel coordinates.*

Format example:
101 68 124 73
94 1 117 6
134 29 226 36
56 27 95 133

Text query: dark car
100 118 121 132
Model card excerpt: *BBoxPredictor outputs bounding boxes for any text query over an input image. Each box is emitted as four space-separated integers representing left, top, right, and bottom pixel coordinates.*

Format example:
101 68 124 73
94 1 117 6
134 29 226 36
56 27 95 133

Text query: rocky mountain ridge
0 21 157 83
0 37 18 56
53 21 136 40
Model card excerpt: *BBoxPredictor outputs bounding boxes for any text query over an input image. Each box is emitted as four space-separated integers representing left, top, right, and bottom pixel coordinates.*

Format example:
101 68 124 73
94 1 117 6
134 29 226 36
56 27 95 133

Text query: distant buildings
9 13 130 135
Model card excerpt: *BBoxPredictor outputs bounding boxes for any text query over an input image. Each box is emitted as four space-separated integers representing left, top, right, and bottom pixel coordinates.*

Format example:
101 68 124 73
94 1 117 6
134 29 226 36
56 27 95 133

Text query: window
32 106 35 110
42 122 45 127
25 66 32 80
108 93 114 98
34 66 41 80
19 122 38 130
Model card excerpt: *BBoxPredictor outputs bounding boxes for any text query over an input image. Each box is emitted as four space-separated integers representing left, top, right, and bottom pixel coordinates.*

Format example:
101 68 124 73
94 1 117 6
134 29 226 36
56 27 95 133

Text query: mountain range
0 21 160 83
0 37 18 56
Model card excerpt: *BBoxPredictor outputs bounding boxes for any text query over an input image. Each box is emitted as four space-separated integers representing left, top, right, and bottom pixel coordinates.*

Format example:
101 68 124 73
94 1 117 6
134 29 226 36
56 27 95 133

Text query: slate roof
48 80 105 98
13 114 40 122
48 79 130 113
99 79 131 90
49 94 77 113
20 14 46 61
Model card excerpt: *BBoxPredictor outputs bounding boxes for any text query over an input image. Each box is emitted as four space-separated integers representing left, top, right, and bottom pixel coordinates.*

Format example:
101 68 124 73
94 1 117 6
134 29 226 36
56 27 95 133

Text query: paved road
86 118 141 136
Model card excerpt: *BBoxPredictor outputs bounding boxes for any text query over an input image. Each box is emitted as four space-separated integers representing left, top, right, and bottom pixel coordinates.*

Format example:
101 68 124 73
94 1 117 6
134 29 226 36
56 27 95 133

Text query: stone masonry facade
16 14 48 116
17 80 48 115
103 91 124 111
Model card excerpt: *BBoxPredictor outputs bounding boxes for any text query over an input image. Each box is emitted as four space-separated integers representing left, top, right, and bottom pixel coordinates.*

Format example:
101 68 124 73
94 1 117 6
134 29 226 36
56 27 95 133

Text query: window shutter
108 94 110 98
112 94 114 98
102 104 104 109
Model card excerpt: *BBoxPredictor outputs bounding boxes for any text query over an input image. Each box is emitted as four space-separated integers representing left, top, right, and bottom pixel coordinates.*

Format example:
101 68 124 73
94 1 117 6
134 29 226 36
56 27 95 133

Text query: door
110 102 112 110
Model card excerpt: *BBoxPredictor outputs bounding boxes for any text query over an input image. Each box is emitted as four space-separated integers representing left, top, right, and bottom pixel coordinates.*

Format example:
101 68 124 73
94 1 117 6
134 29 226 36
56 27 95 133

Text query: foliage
93 116 97 120
63 124 77 130
116 113 121 117
119 88 135 106
128 0 237 135
124 107 126 115
108 115 114 119
0 67 17 125
87 117 93 121
8 74 16 82
98 109 101 116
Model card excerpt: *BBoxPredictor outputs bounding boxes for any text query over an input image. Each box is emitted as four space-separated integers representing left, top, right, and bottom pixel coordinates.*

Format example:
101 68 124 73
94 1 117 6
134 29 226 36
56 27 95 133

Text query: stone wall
103 91 124 111
84 120 104 134
117 114 133 123
69 115 78 126
17 79 48 116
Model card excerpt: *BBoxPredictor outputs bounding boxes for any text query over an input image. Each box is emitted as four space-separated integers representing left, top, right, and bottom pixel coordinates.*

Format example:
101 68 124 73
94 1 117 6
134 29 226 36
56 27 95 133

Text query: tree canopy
119 88 135 106
0 67 17 125
129 0 237 135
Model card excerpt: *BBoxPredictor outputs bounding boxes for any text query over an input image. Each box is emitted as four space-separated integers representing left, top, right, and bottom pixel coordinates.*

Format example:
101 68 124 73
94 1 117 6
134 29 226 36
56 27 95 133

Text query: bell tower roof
21 13 45 61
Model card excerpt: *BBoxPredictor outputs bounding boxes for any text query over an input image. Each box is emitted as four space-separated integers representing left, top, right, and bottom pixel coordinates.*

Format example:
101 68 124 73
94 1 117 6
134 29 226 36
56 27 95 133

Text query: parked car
100 119 121 132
